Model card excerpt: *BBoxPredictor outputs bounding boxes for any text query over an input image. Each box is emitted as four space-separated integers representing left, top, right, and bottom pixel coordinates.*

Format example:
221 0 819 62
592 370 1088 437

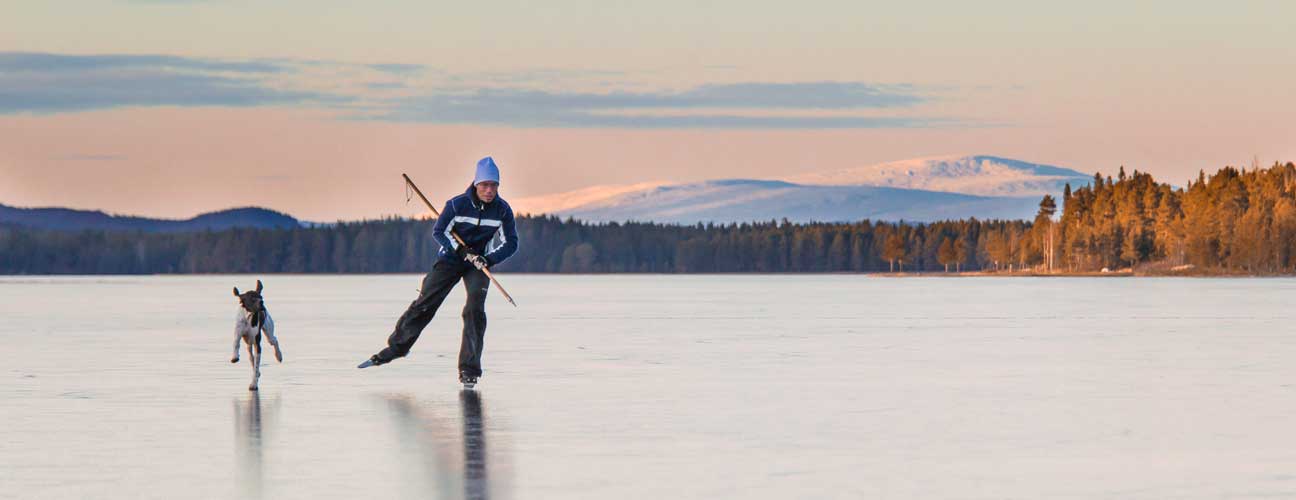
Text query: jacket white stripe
486 227 505 256
444 219 459 250
452 215 502 227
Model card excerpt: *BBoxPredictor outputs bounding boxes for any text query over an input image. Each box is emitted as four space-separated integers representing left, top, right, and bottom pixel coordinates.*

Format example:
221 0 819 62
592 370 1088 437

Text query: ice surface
3 275 1296 499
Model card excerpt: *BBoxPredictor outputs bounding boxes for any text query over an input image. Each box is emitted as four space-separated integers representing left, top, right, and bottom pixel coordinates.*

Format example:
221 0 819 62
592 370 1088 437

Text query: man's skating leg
457 267 490 383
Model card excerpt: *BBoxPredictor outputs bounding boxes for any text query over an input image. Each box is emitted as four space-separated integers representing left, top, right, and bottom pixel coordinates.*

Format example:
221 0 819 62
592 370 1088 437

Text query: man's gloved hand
457 246 489 270
466 253 489 270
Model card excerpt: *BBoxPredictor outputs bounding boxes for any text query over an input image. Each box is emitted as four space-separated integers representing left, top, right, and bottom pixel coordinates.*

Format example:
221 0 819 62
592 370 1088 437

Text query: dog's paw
230 357 239 364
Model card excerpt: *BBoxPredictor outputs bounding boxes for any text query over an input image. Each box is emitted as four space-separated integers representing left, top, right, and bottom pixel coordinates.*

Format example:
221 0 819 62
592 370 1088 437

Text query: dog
232 280 283 391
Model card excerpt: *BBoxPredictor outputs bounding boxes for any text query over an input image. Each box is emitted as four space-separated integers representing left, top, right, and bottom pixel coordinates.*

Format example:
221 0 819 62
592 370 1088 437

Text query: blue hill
0 204 302 232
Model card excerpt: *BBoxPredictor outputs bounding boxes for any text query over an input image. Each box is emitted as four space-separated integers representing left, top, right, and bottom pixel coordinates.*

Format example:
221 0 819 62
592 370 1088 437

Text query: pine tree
937 237 956 272
882 230 907 273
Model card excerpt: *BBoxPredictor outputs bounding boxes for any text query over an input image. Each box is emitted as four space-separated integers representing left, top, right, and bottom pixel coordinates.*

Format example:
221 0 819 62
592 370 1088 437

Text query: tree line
2 161 1294 274
0 215 1029 274
1055 161 1296 273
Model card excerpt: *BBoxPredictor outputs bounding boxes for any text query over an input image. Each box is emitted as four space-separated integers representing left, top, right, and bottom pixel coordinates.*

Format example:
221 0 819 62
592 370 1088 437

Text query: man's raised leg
360 261 463 368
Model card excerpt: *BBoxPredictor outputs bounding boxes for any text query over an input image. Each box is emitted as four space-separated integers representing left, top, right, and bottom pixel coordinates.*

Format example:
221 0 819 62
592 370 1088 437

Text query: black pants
375 260 490 376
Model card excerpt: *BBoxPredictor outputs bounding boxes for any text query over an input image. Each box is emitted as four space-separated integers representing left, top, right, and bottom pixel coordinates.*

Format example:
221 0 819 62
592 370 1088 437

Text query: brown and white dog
232 280 283 391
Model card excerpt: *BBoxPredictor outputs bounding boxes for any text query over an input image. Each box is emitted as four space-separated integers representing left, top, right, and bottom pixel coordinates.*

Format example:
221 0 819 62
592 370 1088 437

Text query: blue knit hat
473 157 500 185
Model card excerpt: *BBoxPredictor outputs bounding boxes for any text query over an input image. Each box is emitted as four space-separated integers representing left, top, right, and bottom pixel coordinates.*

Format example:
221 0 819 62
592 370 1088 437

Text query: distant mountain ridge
513 155 1090 223
515 178 1044 224
0 204 302 232
784 154 1091 197
1 155 1089 230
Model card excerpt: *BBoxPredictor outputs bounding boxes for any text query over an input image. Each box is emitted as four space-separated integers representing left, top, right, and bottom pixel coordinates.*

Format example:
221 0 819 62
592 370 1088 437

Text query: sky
2 0 1294 221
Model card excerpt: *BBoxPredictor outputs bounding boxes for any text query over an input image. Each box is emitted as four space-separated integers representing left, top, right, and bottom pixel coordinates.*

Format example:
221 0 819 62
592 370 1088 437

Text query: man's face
475 181 499 203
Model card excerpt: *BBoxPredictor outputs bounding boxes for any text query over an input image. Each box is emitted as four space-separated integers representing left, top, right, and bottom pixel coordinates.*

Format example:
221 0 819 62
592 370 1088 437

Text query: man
358 157 519 388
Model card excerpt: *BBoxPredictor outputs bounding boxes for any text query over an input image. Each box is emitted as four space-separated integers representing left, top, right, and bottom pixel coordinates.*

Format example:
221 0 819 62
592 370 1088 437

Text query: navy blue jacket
432 186 519 267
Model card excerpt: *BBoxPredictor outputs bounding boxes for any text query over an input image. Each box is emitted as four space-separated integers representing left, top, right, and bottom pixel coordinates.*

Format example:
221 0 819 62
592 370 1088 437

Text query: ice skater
358 157 519 389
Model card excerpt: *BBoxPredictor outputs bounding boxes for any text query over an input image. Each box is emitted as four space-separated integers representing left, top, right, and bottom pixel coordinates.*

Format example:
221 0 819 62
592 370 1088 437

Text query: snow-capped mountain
512 155 1089 224
785 155 1091 197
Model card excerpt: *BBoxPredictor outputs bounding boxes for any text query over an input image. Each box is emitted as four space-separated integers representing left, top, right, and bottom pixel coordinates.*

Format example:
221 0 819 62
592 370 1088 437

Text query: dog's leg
247 340 259 391
231 331 242 363
263 319 283 363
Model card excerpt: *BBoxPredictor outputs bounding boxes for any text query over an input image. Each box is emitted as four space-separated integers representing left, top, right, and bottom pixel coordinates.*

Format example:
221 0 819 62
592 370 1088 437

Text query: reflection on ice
380 392 498 500
460 390 489 500
233 392 275 499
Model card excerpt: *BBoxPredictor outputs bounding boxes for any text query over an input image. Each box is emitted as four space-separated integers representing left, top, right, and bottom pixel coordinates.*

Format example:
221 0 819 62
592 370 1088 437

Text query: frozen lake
4 275 1296 499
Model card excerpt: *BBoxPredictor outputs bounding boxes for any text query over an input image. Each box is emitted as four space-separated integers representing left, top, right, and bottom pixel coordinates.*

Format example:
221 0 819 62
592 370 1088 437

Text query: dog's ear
233 287 240 297
255 280 263 293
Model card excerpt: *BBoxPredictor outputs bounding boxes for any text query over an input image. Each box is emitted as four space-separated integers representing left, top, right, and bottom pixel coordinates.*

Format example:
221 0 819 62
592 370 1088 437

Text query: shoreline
1 269 1292 278
866 267 1285 278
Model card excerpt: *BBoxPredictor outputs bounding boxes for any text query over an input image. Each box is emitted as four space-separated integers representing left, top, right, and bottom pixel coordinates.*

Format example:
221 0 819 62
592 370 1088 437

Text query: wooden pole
403 173 518 307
